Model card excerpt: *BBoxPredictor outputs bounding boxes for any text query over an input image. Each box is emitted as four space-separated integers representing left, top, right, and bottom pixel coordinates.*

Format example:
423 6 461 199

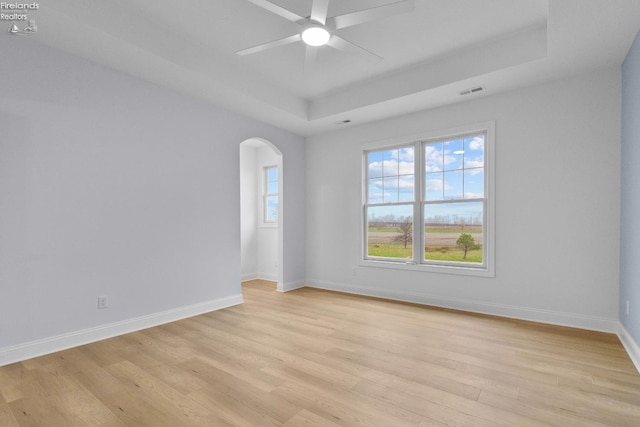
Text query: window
363 123 494 276
264 166 278 223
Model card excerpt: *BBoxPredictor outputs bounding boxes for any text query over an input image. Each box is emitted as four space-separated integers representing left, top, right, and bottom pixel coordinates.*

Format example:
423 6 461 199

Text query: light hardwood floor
1 280 639 426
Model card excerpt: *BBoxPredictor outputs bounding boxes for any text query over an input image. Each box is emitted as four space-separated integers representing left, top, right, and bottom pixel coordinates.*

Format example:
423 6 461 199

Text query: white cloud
399 147 414 162
442 152 458 167
425 146 444 172
398 175 414 188
463 191 484 199
467 136 484 151
369 161 383 177
464 160 484 171
370 157 415 177
382 158 397 175
399 160 414 175
425 178 451 192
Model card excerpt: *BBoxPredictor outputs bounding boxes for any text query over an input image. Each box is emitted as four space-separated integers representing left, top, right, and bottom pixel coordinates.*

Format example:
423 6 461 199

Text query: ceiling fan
237 0 414 66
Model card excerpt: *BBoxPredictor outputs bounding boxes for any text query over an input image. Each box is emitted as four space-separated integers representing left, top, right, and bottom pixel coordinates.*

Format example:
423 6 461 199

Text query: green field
367 244 482 263
424 246 482 263
368 244 413 259
367 224 482 263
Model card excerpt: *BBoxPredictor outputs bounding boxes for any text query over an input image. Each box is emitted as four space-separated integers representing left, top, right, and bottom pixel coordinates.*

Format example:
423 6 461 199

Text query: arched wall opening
239 138 284 291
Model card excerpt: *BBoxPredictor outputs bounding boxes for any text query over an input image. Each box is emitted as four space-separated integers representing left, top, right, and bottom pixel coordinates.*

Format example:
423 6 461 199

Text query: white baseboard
278 280 306 293
305 279 618 333
241 272 259 282
0 294 243 367
258 272 278 282
618 322 640 374
242 273 278 282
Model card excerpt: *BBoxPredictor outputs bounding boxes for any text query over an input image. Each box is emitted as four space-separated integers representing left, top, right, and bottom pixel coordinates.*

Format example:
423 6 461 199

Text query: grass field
424 246 482 263
368 244 413 259
368 244 482 263
368 224 483 263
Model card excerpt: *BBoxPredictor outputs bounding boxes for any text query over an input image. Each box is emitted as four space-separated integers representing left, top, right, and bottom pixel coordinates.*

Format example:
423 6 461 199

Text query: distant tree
382 214 397 224
456 233 479 260
396 217 413 248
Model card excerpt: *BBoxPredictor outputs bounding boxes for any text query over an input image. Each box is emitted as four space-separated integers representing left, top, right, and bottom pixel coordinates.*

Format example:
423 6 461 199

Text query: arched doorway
239 138 284 291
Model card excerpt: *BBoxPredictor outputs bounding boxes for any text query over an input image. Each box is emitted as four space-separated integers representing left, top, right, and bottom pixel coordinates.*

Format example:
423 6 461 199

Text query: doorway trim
239 138 284 291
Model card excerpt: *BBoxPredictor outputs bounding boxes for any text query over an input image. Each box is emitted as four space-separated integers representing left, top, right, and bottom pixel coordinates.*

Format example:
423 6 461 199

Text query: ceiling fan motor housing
301 20 333 46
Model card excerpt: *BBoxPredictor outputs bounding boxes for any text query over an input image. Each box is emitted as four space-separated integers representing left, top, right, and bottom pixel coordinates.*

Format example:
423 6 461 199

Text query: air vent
459 86 485 96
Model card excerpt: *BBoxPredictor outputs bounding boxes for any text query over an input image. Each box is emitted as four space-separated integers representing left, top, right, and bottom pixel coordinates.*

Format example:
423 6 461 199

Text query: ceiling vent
459 86 485 96
335 119 352 125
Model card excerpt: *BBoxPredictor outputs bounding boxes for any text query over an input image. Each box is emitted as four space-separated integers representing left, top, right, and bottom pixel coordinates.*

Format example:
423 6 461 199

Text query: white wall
240 143 258 280
0 36 305 363
620 30 640 367
306 67 621 332
240 142 280 282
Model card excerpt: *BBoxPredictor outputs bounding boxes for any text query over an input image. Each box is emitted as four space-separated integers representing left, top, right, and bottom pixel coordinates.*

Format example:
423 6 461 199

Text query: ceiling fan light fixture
301 24 330 47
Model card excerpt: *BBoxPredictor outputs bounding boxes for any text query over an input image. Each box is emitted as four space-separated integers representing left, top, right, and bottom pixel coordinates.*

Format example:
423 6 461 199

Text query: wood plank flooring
1 279 639 426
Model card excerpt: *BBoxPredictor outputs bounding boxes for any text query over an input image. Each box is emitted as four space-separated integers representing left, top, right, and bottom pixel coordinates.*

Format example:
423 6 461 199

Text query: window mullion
413 141 422 264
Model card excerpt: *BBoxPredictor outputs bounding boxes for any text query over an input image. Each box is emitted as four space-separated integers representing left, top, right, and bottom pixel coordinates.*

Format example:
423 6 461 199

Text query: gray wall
306 67 621 331
0 36 305 351
621 31 640 345
240 143 259 280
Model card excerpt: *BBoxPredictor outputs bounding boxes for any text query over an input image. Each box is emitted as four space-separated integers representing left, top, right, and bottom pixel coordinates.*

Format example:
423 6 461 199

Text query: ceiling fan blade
246 0 305 23
327 0 414 30
310 0 330 25
236 34 301 56
327 36 383 62
304 45 319 72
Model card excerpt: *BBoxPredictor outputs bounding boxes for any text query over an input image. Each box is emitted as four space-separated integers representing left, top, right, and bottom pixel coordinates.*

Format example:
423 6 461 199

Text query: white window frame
361 122 495 277
263 165 278 226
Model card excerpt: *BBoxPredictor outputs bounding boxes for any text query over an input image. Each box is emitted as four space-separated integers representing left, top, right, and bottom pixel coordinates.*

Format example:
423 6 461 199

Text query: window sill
260 222 278 229
359 259 494 278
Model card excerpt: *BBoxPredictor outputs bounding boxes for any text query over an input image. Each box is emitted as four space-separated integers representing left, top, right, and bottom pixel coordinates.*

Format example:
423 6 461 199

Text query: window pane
265 195 278 222
384 176 399 203
368 178 384 204
424 142 443 172
464 135 484 168
399 146 415 175
443 139 464 171
464 168 484 199
267 167 278 182
368 152 383 179
368 146 415 204
425 172 443 201
399 175 414 202
383 150 398 177
444 170 463 200
264 167 278 223
424 201 483 264
367 204 413 259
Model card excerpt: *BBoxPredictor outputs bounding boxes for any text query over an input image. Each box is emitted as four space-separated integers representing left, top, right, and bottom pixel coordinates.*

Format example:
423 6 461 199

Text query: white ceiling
26 0 640 135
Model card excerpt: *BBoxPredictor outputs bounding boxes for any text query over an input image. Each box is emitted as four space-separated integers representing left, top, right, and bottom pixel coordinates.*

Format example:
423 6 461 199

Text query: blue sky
367 135 485 224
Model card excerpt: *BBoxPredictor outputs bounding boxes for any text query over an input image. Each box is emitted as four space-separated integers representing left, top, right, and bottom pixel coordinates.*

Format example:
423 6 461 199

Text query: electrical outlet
98 295 108 309
351 266 357 276
627 300 630 316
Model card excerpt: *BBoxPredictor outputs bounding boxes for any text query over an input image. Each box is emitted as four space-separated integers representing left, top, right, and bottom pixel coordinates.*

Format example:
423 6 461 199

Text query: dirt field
369 226 482 247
